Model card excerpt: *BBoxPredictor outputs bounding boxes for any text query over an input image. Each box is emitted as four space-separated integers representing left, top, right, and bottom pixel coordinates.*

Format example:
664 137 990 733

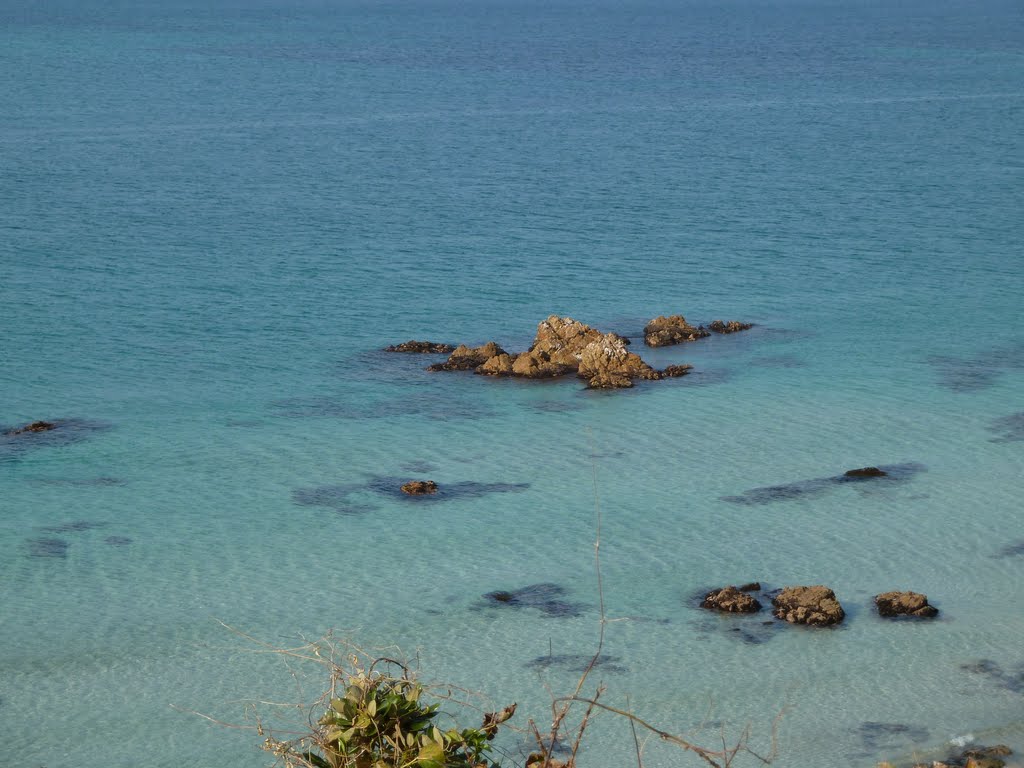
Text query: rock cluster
708 320 754 334
428 316 683 389
400 480 438 495
6 421 57 435
384 340 455 353
701 585 763 613
875 590 939 618
771 585 846 626
643 315 710 346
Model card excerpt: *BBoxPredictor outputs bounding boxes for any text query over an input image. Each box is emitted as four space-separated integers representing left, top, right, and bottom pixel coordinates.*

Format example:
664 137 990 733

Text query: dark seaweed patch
293 476 528 513
528 400 588 414
960 659 1024 693
27 537 69 558
988 412 1024 443
482 583 585 618
525 654 627 674
995 540 1024 558
400 460 437 474
271 392 493 421
368 476 529 502
34 476 126 487
291 484 375 514
104 536 133 547
689 613 779 645
928 342 1024 393
857 722 929 752
41 521 107 533
721 463 926 505
0 418 112 464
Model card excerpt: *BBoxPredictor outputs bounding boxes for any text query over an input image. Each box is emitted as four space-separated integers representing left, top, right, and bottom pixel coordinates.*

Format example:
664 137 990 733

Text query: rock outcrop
874 590 938 618
701 586 763 613
428 342 507 372
643 315 709 347
6 421 57 435
771 585 845 626
661 364 694 378
577 333 660 389
708 320 754 334
400 480 438 495
384 340 455 353
511 316 607 379
476 353 516 376
844 466 888 478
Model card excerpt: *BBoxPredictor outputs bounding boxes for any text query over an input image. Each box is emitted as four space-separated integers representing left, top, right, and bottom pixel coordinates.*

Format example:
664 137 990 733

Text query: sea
1 0 1022 766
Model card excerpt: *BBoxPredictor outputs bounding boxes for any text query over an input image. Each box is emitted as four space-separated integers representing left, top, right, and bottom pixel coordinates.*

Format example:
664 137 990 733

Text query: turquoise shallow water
2 0 1024 766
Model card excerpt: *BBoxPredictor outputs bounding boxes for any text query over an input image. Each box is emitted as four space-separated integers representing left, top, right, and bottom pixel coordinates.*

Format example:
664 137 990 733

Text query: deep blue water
2 1 1023 766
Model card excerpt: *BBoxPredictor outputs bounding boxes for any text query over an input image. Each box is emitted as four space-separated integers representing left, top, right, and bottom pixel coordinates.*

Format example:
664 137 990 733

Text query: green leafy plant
260 654 515 768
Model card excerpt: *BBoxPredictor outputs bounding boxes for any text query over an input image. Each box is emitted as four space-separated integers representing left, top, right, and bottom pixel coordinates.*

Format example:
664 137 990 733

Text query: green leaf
367 697 377 717
417 741 445 768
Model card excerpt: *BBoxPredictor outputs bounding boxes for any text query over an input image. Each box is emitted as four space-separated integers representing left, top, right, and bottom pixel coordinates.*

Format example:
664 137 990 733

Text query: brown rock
844 466 888 478
509 316 605 379
875 591 938 618
578 334 660 389
708 320 754 334
771 585 845 626
7 421 57 435
643 315 710 347
428 342 507 372
738 582 761 592
701 586 763 613
476 353 516 376
383 340 455 353
965 757 1006 768
400 480 438 495
661 364 694 378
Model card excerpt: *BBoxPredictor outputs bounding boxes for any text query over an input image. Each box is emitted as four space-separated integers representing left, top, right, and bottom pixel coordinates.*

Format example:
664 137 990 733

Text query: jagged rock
578 334 660 389
400 480 438 495
701 586 763 613
427 342 507 372
772 585 845 626
875 591 938 618
476 353 516 376
643 315 710 347
384 340 455 353
708 320 754 334
510 316 605 378
6 421 57 435
738 582 761 592
661 364 694 378
844 466 888 478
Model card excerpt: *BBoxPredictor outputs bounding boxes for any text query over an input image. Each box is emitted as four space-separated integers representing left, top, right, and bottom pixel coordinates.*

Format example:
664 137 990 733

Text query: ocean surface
2 0 1023 766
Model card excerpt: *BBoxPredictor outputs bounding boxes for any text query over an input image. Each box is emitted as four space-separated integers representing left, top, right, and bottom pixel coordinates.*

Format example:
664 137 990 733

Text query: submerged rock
400 480 438 495
6 421 57 435
738 582 762 592
875 591 938 618
428 342 507 372
844 466 888 478
643 315 709 347
661 364 694 378
384 340 455 353
771 585 845 626
701 586 763 613
708 320 754 334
